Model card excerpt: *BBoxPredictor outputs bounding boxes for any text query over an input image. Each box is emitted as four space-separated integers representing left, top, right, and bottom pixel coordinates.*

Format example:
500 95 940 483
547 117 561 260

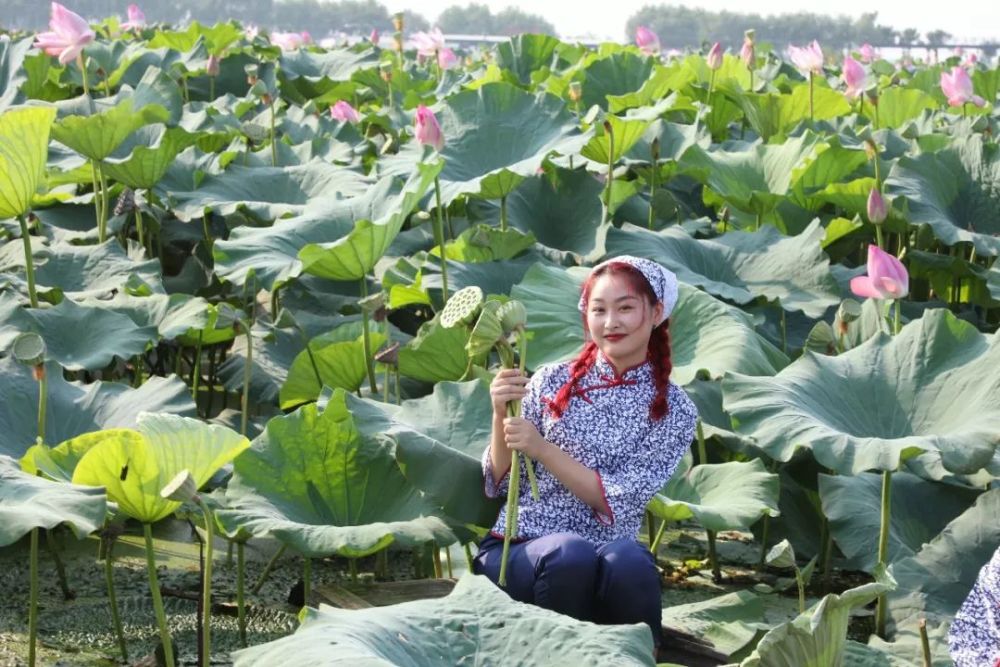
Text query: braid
546 340 598 419
648 318 673 421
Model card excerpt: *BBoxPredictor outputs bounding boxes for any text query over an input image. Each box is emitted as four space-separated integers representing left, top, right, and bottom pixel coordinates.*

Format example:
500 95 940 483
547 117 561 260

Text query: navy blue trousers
473 532 663 646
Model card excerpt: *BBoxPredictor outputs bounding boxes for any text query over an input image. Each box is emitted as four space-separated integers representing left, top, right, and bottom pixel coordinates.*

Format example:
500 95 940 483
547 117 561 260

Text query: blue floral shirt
482 351 698 544
950 546 1000 667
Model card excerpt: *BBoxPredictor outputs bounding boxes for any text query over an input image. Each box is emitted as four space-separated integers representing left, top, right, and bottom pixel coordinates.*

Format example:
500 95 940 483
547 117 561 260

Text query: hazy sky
394 1 998 43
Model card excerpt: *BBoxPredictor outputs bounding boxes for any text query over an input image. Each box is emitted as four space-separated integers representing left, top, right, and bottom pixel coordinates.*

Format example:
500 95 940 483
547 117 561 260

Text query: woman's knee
599 539 656 572
532 532 599 577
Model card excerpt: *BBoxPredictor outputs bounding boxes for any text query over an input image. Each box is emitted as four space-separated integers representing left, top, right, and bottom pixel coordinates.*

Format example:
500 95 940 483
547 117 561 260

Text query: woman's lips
605 334 625 341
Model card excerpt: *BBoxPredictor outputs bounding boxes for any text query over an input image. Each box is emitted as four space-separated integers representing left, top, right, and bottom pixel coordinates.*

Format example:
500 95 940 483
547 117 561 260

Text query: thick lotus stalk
440 286 484 328
101 524 127 662
358 282 380 394
143 522 175 667
875 470 892 638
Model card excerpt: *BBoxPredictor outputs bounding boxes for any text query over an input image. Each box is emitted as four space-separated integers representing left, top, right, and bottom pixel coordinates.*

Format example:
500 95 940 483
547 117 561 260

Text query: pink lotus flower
330 100 361 123
964 52 979 66
843 56 867 99
414 104 443 151
206 54 221 76
940 66 986 107
120 3 145 30
857 43 876 63
369 29 379 44
438 46 458 70
850 245 909 300
635 26 660 55
34 2 95 65
867 188 887 224
707 42 723 70
270 31 307 51
740 32 755 68
788 40 824 75
411 27 445 58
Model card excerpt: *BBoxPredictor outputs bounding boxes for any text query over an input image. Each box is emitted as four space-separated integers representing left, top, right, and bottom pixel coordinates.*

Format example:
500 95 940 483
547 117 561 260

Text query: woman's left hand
502 417 549 460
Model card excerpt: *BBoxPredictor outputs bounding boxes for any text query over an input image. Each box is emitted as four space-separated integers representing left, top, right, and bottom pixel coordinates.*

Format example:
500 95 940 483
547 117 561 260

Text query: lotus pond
1 6 999 667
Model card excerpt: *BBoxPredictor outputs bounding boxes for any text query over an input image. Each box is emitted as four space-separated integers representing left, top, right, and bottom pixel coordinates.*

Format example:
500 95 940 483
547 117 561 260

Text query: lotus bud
867 188 888 224
244 63 259 83
707 42 723 70
414 104 444 151
379 61 393 82
359 291 385 320
741 30 755 69
864 138 879 161
765 539 797 569
497 300 527 334
466 301 504 357
161 469 198 503
392 12 404 32
369 29 379 45
440 285 484 328
206 54 221 77
651 136 660 162
374 341 400 366
13 332 46 368
568 81 582 103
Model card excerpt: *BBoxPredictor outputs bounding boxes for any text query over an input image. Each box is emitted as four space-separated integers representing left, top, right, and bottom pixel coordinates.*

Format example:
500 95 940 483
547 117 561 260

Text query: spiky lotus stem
143 523 175 667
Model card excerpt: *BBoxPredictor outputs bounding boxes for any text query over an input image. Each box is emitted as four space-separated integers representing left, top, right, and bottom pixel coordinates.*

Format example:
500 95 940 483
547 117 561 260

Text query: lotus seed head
161 469 198 502
440 286 485 328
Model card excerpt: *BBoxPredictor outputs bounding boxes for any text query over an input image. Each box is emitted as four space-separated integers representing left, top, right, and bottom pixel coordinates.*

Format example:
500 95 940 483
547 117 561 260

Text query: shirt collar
594 349 652 381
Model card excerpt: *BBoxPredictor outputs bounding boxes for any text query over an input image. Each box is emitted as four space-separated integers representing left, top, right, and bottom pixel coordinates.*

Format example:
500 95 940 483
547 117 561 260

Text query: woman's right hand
490 368 529 416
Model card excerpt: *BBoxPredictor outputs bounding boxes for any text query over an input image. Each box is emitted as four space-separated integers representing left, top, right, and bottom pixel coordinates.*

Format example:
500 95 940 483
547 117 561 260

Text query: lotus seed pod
837 299 862 324
359 291 385 316
440 286 484 328
466 301 504 357
764 539 797 569
161 469 198 503
12 332 46 367
497 300 527 334
374 341 400 366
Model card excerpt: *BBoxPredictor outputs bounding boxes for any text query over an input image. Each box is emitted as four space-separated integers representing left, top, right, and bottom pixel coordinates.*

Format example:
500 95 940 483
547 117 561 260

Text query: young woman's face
585 273 662 373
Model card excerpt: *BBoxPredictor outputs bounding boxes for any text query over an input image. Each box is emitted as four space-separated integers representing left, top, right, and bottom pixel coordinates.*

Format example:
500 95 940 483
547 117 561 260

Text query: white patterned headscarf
577 255 678 325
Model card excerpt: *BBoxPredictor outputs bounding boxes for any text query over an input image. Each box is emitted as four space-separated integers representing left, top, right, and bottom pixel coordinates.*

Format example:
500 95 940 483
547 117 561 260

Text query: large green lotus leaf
50 98 169 162
469 165 607 262
886 488 1000 631
496 34 562 86
886 133 1000 255
0 105 56 218
432 224 536 263
391 251 548 301
217 322 307 407
579 114 650 165
216 392 455 558
13 240 163 301
78 292 210 340
580 51 653 110
739 579 892 667
847 623 954 667
100 124 201 190
72 413 249 524
723 309 1000 476
0 356 193 457
623 118 710 166
216 167 436 290
279 321 387 410
345 381 499 527
683 380 755 453
0 292 158 371
397 314 469 384
168 160 370 223
0 37 31 111
279 47 379 82
298 161 441 281
21 428 139 483
0 455 106 546
605 221 839 317
906 249 1000 309
818 471 979 575
511 263 787 383
232 572 655 666
680 133 822 216
731 85 851 141
648 455 780 531
861 87 937 129
383 82 588 203
660 591 770 661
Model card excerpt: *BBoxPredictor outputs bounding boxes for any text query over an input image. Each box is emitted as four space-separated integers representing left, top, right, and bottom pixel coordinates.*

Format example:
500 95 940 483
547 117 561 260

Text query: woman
473 255 698 651
949 546 1000 667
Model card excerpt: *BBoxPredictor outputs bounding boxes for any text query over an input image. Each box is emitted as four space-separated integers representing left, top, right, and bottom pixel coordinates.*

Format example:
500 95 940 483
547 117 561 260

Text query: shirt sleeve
593 383 698 525
949 547 1000 667
481 366 549 499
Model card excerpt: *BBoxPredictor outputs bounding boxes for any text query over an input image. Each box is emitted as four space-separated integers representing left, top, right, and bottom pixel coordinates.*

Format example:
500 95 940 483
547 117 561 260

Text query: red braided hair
545 262 674 421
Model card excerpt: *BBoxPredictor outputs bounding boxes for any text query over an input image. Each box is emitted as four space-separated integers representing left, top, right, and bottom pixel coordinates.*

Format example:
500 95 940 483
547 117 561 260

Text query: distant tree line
624 5 998 52
437 4 555 36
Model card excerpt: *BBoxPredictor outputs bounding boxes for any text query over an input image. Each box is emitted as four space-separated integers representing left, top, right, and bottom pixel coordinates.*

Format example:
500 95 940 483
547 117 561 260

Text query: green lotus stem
236 541 247 647
696 420 707 466
135 206 146 251
251 543 287 594
36 365 47 443
445 546 453 578
143 523 175 667
755 211 763 231
394 367 401 405
89 162 103 240
241 326 253 437
893 300 901 336
383 364 391 403
195 499 215 667
209 76 215 102
516 331 539 500
270 99 277 167
431 546 442 579
463 543 474 571
796 569 807 614
499 194 508 232
432 176 450 297
17 214 39 308
602 121 614 226
808 71 814 122
302 555 312 604
270 284 281 319
646 511 656 546
821 516 834 588
499 448 521 587
375 549 388 579
650 516 668 554
647 141 659 230
349 558 359 583
706 529 721 582
359 279 379 394
97 164 110 245
875 469 893 639
919 618 932 667
45 530 71 600
103 533 128 661
707 69 717 103
28 527 39 667
76 53 90 97
874 221 885 250
192 330 203 411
